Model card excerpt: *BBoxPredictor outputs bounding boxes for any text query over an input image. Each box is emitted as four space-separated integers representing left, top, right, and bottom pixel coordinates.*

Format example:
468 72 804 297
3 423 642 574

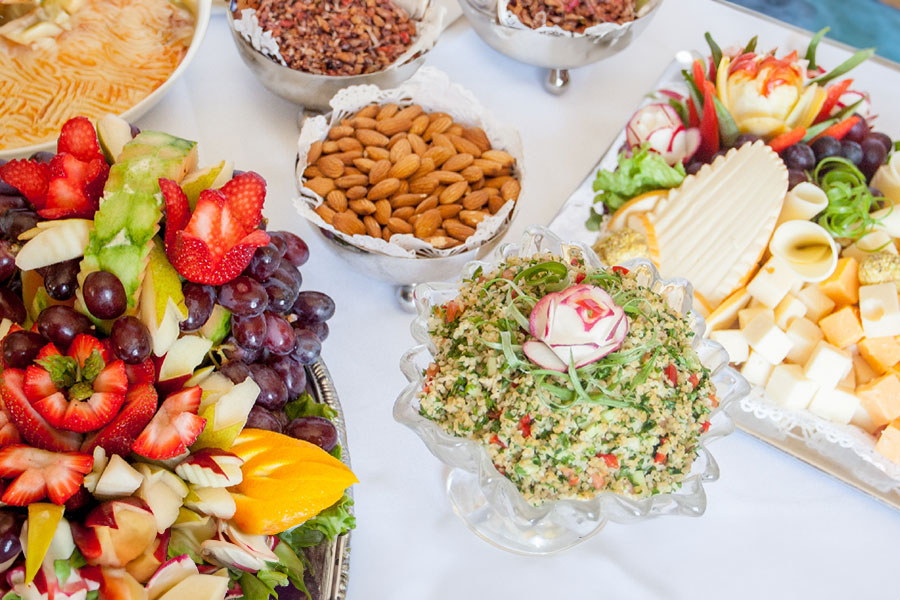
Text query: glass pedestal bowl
394 226 749 554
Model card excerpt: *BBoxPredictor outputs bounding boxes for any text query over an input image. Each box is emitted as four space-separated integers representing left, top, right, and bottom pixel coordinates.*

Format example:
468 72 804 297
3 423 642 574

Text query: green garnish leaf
280 494 356 547
804 27 830 71
36 355 77 389
743 35 758 54
704 32 722 73
810 47 875 86
590 145 686 215
712 96 739 148
815 156 889 240
81 349 105 382
284 393 337 421
2 592 22 600
239 572 277 600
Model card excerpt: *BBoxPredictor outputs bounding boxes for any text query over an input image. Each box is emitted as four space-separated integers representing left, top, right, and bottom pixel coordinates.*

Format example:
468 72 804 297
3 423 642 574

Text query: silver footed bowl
226 4 438 111
458 0 663 76
394 226 749 554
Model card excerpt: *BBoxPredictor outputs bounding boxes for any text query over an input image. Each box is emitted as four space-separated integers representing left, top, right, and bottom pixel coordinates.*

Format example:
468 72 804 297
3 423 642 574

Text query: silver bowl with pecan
458 0 663 93
227 0 445 110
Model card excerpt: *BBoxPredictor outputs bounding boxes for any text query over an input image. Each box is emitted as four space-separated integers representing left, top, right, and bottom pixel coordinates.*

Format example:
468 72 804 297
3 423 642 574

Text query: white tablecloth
140 1 900 597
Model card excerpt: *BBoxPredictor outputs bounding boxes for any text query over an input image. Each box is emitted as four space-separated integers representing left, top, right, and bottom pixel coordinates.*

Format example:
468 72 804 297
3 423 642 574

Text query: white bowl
0 0 212 160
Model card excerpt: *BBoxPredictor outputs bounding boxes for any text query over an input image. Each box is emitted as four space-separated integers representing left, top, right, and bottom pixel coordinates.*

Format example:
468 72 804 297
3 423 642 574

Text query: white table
140 2 900 597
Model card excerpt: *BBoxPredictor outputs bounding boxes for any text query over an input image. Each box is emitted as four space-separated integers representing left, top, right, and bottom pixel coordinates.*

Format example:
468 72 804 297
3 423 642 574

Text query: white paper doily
497 0 661 38
294 67 525 258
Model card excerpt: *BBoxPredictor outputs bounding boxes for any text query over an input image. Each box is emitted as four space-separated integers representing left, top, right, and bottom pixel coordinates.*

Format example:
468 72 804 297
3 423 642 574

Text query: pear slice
97 114 134 164
139 239 188 357
181 160 233 210
15 219 93 271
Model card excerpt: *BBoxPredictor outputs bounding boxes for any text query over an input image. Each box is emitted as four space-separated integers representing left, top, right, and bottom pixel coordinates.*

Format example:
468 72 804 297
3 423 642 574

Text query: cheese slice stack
644 141 788 306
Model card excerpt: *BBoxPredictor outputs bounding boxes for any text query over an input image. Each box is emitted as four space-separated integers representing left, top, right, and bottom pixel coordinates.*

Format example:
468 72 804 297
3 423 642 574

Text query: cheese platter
548 36 900 511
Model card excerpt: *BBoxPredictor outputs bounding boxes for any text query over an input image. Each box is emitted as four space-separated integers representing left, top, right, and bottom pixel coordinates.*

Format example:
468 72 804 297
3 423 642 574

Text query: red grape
245 244 282 281
245 405 284 433
0 242 14 281
268 355 307 397
232 313 267 350
0 209 38 241
292 329 322 365
83 270 127 319
263 278 298 315
36 305 92 349
2 330 46 368
264 313 295 356
0 287 26 324
270 231 309 267
285 416 338 452
42 259 80 301
110 316 152 364
220 360 251 384
248 364 288 410
218 276 268 317
180 283 216 332
292 291 335 323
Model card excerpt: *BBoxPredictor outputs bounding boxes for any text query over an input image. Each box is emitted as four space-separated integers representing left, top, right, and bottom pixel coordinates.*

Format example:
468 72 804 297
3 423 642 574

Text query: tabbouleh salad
418 253 718 505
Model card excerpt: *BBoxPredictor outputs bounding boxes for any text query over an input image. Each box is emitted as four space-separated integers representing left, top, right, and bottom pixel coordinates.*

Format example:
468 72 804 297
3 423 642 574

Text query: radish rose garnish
522 284 628 373
626 103 701 166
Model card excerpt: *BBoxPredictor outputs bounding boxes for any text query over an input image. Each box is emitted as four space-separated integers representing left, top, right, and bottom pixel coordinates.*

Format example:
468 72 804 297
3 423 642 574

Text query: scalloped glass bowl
394 226 750 554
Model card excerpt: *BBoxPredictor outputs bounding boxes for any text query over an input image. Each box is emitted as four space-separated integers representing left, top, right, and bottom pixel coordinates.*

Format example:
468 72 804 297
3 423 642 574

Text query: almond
428 111 451 123
423 115 452 142
391 193 426 208
423 146 455 167
462 127 491 153
328 125 354 140
448 134 482 158
481 149 515 167
382 228 393 242
444 220 476 241
376 116 413 136
368 159 392 185
389 139 412 163
442 153 474 172
306 177 335 197
387 217 413 234
340 135 364 152
315 204 336 224
387 132 407 148
349 199 377 215
363 215 381 238
415 195 439 214
392 206 415 221
389 154 421 180
473 158 504 177
438 204 462 219
414 208 442 239
352 157 375 173
322 140 340 154
431 132 455 150
488 195 507 214
368 177 401 200
352 116 377 129
397 180 409 195
332 211 366 236
407 133 428 156
356 104 379 120
307 140 323 165
486 175 515 189
303 165 322 179
364 146 389 161
459 209 489 227
396 104 423 121
413 157 436 179
460 165 484 183
343 166 362 176
427 235 458 249
316 155 345 179
326 190 348 212
357 129 389 147
439 181 469 205
336 173 368 188
434 170 466 184
374 199 392 224
447 125 464 137
501 179 521 202
336 150 363 165
409 114 430 136
376 103 399 121
462 189 491 210
346 185 368 200
409 174 439 195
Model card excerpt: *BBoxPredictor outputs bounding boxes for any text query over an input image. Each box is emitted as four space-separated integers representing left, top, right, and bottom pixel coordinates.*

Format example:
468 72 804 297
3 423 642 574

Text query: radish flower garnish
626 103 700 166
523 284 628 373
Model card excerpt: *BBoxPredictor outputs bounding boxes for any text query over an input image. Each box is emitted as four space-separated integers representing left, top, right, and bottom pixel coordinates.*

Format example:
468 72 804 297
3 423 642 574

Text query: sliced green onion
811 48 875 86
705 32 723 73
804 27 830 71
815 156 887 240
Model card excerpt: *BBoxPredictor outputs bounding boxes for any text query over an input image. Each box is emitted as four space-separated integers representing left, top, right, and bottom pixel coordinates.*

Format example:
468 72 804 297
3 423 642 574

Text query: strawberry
0 405 21 448
93 361 128 395
0 444 93 505
132 387 205 460
24 364 58 400
56 116 103 162
0 159 49 207
124 358 156 386
1 369 82 452
160 178 191 255
43 153 105 219
69 333 110 365
220 171 266 227
81 383 157 456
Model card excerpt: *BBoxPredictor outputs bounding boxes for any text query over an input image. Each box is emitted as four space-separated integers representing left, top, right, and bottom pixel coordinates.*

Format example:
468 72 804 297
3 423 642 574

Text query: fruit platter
548 30 900 509
0 116 356 599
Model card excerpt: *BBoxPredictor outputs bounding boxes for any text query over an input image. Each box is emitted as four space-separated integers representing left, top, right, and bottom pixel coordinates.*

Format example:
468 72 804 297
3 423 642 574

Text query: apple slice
126 530 170 583
199 305 231 345
199 539 269 572
93 454 143 499
157 336 213 389
97 114 134 164
98 567 148 600
175 449 243 488
183 485 235 520
134 463 189 533
197 373 233 412
72 498 157 567
146 555 200 600
15 219 93 272
191 378 259 451
82 446 109 494
185 366 215 389
157 574 229 600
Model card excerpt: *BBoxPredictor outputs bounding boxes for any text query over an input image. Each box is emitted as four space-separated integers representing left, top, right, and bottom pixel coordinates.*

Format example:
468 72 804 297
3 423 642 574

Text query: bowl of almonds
294 67 524 288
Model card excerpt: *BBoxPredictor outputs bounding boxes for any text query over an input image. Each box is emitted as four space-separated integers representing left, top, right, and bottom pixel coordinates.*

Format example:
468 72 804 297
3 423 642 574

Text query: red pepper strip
689 373 699 389
707 58 717 84
664 364 678 386
518 415 532 438
611 266 629 275
811 115 861 142
598 453 619 469
575 272 586 283
692 59 707 88
698 84 720 161
687 97 700 127
701 421 711 433
768 126 807 153
444 300 461 323
654 452 666 464
814 78 853 124
490 434 506 448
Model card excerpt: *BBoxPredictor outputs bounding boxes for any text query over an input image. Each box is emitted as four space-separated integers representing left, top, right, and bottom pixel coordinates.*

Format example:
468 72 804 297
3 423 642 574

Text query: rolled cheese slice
777 182 828 225
769 220 839 282
872 152 900 205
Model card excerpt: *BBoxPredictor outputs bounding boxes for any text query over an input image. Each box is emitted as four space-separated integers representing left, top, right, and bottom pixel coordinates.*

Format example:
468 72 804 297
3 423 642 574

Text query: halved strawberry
69 333 110 365
32 392 68 428
220 171 266 228
160 178 191 257
93 361 127 395
171 229 269 286
124 358 155 386
56 116 103 162
0 159 49 207
0 444 93 505
24 364 58 400
132 387 205 460
81 383 157 456
0 405 21 448
1 369 82 452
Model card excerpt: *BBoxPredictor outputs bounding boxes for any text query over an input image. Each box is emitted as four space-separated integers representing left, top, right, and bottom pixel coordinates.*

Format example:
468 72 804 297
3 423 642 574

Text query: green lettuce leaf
280 494 355 549
284 393 336 421
588 145 686 227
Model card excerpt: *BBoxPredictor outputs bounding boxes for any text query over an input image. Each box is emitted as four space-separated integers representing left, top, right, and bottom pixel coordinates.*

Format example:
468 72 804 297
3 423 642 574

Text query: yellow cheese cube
774 293 807 329
784 317 824 365
818 257 859 306
858 336 900 374
817 305 864 348
853 352 878 385
797 285 835 322
838 366 856 391
739 307 774 330
741 351 775 387
875 420 900 463
856 373 900 427
747 256 798 308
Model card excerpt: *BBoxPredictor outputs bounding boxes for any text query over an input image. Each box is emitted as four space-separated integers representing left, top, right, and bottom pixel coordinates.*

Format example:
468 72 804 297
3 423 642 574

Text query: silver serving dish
305 359 352 600
458 0 663 93
226 5 435 111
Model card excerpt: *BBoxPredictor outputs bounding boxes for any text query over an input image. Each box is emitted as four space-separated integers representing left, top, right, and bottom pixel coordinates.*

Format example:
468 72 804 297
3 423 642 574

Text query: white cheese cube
739 307 774 330
803 341 852 389
791 278 805 294
796 285 836 323
858 283 900 339
710 329 750 364
838 365 856 391
742 311 793 364
749 297 766 308
785 317 824 365
808 387 861 425
741 351 776 387
851 402 881 435
841 230 898 263
774 293 807 329
765 364 818 410
747 256 799 308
